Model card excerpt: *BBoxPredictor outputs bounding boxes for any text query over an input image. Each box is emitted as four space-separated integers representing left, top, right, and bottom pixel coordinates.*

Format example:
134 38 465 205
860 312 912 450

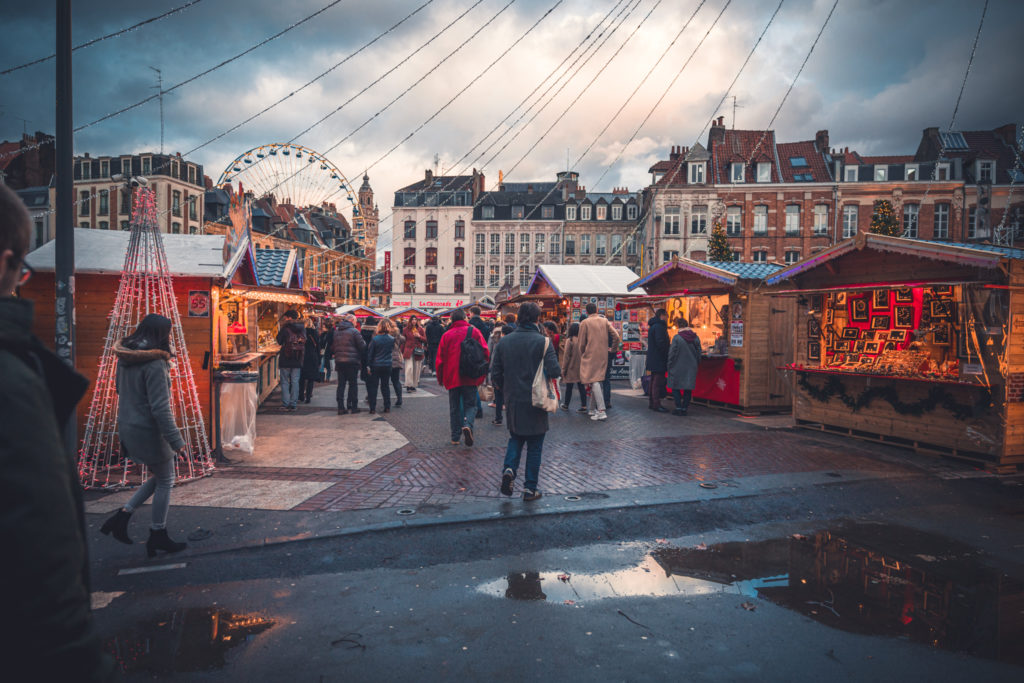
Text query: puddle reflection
104 608 275 674
480 525 1023 665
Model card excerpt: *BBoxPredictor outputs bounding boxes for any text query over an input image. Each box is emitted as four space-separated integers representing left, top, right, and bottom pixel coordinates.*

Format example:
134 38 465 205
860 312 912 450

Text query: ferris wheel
217 143 359 214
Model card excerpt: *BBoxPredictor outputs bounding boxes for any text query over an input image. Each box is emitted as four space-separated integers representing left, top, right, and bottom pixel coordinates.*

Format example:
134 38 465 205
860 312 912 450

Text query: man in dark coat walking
491 302 561 501
331 314 366 414
645 308 670 412
424 316 443 374
0 184 113 681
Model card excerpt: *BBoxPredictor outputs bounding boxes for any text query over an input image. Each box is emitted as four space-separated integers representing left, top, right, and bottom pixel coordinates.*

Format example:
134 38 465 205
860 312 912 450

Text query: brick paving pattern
222 379 920 512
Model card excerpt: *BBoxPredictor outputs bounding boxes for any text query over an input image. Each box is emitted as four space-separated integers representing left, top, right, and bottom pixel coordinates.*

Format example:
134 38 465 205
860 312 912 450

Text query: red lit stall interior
766 233 1024 468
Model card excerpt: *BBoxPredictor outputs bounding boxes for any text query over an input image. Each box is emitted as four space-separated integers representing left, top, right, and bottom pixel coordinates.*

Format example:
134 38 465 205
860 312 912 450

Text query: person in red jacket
435 308 489 446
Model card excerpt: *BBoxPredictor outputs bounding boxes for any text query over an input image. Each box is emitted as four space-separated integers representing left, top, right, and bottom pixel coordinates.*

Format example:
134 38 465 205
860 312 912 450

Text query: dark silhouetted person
646 308 670 412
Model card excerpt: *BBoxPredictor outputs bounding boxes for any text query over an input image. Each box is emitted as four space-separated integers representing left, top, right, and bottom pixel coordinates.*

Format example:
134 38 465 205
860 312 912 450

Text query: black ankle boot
100 509 133 545
146 528 187 558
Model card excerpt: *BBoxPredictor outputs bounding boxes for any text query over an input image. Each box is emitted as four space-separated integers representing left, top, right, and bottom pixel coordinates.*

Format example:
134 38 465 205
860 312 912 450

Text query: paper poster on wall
606 297 615 309
614 310 622 321
730 321 744 347
573 297 580 308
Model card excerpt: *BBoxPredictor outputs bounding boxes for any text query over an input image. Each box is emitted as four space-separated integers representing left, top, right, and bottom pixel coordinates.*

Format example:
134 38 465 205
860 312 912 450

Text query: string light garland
78 187 213 489
0 0 206 76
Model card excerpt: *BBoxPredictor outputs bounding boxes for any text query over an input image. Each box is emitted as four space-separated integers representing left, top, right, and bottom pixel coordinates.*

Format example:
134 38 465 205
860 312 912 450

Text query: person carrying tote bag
531 336 560 412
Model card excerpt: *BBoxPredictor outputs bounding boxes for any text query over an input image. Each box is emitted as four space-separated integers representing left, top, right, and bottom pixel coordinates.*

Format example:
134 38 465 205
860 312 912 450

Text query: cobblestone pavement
195 375 927 513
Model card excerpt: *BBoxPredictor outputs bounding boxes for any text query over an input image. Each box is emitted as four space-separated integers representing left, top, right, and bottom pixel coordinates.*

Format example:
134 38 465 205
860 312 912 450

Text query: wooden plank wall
740 290 795 410
19 273 214 441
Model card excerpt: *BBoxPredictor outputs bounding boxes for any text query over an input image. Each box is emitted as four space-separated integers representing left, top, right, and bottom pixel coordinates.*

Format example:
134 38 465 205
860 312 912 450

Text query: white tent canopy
529 264 645 297
25 228 226 278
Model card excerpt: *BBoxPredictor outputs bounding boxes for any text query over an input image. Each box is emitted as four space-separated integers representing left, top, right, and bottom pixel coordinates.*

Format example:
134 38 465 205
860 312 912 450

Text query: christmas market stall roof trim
25 228 225 278
384 306 433 319
627 258 782 291
763 233 1019 286
335 304 385 317
526 264 645 297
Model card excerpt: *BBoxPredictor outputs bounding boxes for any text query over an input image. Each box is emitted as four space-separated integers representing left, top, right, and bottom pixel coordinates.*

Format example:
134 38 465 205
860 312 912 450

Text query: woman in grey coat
99 314 188 557
666 317 702 416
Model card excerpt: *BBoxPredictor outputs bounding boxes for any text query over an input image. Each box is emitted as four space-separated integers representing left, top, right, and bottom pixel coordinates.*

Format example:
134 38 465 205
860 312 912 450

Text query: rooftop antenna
566 147 570 172
731 96 744 129
149 66 164 154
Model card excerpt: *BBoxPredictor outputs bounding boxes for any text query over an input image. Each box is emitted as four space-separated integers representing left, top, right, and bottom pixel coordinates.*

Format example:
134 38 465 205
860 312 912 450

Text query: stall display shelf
780 364 990 388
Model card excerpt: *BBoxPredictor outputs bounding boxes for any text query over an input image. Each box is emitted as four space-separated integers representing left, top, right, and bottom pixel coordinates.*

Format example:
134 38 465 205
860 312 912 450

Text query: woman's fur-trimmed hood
114 341 172 365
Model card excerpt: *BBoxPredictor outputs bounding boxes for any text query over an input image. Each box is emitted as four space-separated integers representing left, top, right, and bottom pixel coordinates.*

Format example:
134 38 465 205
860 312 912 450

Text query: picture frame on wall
859 355 875 366
870 314 891 330
824 307 834 325
883 341 898 351
874 331 888 341
888 330 908 342
832 353 846 365
807 318 821 339
930 299 953 319
864 341 880 354
894 306 914 328
850 296 869 322
932 285 953 297
895 288 913 303
834 292 847 306
872 289 889 310
834 340 851 352
932 324 951 346
846 353 860 364
808 341 821 361
841 327 860 340
854 340 867 352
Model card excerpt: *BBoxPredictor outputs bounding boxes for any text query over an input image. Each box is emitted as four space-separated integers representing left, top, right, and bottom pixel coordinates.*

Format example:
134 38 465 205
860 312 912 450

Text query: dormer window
566 205 577 220
730 163 745 183
689 162 706 184
936 162 950 181
874 166 887 181
596 204 606 220
611 204 622 220
512 205 524 219
627 204 638 220
581 204 592 220
905 164 918 181
977 160 994 183
756 162 771 183
843 165 858 182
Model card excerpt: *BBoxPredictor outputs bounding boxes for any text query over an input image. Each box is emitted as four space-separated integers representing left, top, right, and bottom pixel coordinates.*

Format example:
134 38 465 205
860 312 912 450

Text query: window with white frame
731 250 742 261
663 250 679 262
80 161 91 180
520 265 530 287
489 265 499 287
934 203 949 238
627 235 637 255
978 160 994 183
564 235 575 255
935 163 950 181
581 204 592 220
903 204 919 238
726 206 741 235
541 205 554 219
813 204 828 235
475 233 485 255
968 206 978 239
566 205 577 220
482 205 495 219
626 204 637 220
98 220 109 230
842 205 858 238
785 204 801 234
595 234 607 256
731 162 745 183
520 233 530 253
689 162 706 184
475 265 485 287
753 205 767 234
663 206 680 234
874 166 888 181
98 190 109 214
141 157 151 175
490 233 500 255
611 204 622 220
596 205 606 220
843 166 858 182
505 233 515 255
99 160 109 177
535 233 545 253
752 250 767 263
550 237 560 255
504 265 513 284
784 250 800 264
905 164 918 181
611 234 622 256
580 234 591 255
756 162 771 183
690 205 708 234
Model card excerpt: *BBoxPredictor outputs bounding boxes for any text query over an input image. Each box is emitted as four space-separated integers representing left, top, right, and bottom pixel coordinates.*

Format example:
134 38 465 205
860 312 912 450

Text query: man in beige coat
577 302 621 421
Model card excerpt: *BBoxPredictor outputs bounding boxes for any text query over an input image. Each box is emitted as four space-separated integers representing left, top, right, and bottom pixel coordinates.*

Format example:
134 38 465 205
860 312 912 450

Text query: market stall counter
627 257 793 413
765 233 1024 468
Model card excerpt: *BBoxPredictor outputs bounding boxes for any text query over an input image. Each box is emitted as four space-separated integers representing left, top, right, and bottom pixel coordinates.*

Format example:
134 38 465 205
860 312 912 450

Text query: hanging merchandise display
78 187 214 489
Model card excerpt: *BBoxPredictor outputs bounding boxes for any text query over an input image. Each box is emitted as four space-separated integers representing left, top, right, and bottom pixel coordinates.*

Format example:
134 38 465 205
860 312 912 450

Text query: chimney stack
814 130 829 152
425 169 433 183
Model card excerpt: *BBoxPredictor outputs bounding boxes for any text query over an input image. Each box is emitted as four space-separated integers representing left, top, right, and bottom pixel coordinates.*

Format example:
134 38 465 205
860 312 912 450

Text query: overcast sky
2 0 1021 262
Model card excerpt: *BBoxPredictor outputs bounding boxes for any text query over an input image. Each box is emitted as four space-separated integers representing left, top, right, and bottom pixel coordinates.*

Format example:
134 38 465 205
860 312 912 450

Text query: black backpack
459 325 489 379
284 327 305 361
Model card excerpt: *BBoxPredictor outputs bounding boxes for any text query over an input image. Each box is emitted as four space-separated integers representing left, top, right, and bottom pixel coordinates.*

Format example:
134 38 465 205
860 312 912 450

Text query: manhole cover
699 483 718 489
187 528 213 541
564 495 582 502
396 508 416 516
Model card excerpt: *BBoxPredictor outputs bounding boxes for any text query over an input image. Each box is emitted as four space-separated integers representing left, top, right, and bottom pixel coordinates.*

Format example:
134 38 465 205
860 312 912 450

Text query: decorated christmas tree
78 186 214 489
869 199 901 237
707 219 733 261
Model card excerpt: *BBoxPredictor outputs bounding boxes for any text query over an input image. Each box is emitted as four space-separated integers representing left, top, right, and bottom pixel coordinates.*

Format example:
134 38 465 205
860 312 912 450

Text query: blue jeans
503 432 545 492
448 385 478 441
280 367 301 408
124 457 175 530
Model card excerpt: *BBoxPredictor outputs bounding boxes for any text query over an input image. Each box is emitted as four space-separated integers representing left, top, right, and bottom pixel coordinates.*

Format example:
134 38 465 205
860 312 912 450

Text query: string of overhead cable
181 0 438 160
253 0 542 210
604 0 786 266
993 126 1022 243
377 0 684 285
73 0 351 133
439 0 631 178
367 0 642 238
0 0 205 76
